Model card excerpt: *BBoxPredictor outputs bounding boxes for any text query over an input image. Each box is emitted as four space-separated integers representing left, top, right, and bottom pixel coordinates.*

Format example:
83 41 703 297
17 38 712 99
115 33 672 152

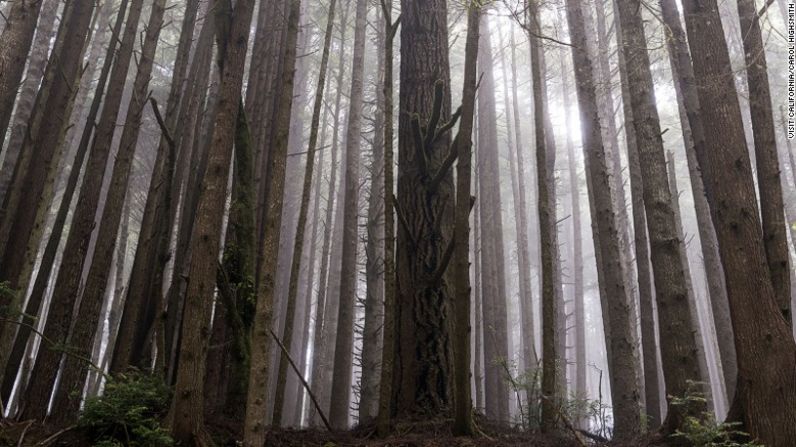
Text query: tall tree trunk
736 0 791 324
659 0 737 402
476 16 510 423
360 2 385 424
0 0 59 203
681 0 796 443
0 0 44 149
329 0 367 430
376 0 398 434
561 51 588 429
18 0 141 421
168 0 255 443
272 0 338 425
242 1 301 444
615 0 704 431
451 1 480 436
563 0 642 439
49 0 168 424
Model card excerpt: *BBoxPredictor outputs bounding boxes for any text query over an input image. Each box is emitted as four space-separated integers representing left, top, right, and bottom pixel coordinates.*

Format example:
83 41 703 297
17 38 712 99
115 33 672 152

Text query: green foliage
669 383 762 447
79 372 173 447
0 281 19 318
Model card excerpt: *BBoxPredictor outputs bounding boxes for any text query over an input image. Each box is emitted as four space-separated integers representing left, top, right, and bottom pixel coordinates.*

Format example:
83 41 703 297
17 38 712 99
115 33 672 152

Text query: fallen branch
17 420 34 447
34 425 76 446
268 328 332 431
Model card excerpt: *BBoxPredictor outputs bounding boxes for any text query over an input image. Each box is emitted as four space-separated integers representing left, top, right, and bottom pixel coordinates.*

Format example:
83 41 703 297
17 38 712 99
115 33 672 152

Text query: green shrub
79 372 173 447
670 383 762 447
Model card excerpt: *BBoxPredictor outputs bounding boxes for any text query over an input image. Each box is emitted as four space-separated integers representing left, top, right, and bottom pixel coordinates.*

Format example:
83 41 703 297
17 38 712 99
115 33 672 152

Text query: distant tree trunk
0 0 95 316
111 0 203 374
659 0 737 402
168 0 255 444
737 0 791 324
561 51 588 428
617 43 662 428
272 0 337 425
524 0 559 433
451 1 480 436
242 1 301 444
376 0 398 434
49 0 168 424
0 0 44 149
563 0 642 439
681 0 796 443
308 1 349 426
18 0 142 422
328 0 367 429
0 0 59 203
360 3 385 424
476 17 510 423
473 176 484 414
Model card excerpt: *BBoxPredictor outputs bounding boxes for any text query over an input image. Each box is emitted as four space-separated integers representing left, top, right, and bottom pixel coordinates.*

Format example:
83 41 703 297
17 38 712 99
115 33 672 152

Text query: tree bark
563 0 642 439
242 1 300 444
737 0 791 324
680 0 796 443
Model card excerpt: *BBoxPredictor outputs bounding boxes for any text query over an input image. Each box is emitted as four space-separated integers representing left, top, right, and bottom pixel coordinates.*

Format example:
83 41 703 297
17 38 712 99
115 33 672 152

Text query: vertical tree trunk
168 0 256 443
376 0 398 434
242 1 301 444
659 0 737 402
681 0 796 443
451 1 480 435
329 0 368 429
736 0 791 324
563 0 642 439
393 0 455 418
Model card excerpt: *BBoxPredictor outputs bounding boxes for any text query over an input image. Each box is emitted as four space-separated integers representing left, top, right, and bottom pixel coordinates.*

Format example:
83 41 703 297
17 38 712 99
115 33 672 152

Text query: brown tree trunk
168 0 255 443
563 0 642 439
659 0 737 402
0 0 44 149
242 1 301 444
376 0 398 434
48 0 167 425
451 1 480 435
737 0 791 324
681 0 796 443
0 0 59 203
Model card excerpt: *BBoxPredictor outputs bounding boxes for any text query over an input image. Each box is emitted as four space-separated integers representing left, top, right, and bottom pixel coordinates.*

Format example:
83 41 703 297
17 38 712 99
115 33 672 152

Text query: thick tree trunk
0 0 59 204
563 0 642 439
48 0 167 425
0 0 44 149
737 0 791 324
242 1 300 445
680 0 796 443
659 0 737 403
615 0 704 431
393 0 454 418
168 0 255 443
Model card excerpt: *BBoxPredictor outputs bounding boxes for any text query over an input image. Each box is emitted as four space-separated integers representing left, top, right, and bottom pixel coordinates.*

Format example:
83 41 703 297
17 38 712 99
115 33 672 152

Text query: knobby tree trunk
681 0 796 443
